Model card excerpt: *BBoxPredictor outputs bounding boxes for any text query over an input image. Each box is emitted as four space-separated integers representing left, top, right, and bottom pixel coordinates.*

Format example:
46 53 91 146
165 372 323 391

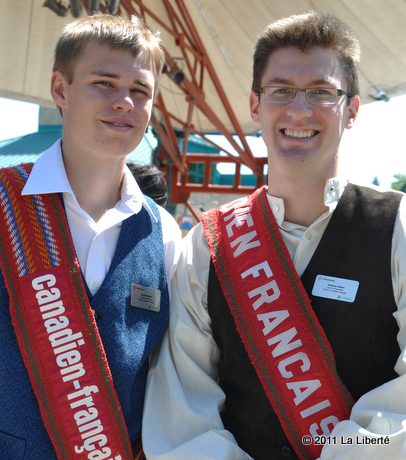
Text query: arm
142 224 253 460
320 195 406 459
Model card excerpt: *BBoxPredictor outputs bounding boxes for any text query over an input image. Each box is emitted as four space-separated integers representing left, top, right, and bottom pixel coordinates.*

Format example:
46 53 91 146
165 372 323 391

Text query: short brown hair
53 14 165 86
252 11 361 97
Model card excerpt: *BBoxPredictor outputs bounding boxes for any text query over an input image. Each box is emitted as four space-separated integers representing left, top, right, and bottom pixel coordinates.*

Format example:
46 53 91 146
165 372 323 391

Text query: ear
249 91 261 124
345 95 360 129
50 71 68 110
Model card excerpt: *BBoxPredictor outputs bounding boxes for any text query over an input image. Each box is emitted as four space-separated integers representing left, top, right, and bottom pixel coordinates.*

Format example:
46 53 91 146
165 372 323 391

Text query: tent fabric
1 1 405 134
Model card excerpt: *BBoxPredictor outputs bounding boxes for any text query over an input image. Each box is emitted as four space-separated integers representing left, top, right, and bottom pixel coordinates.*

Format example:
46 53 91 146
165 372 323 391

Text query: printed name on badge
131 284 161 312
312 275 359 303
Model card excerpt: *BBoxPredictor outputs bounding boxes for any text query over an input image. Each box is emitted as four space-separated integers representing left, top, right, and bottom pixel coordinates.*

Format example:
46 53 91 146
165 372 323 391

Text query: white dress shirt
143 179 406 460
22 140 181 295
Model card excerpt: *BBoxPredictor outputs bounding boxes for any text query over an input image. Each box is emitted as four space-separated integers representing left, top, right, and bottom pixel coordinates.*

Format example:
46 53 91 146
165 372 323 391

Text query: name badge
131 284 161 312
312 275 359 303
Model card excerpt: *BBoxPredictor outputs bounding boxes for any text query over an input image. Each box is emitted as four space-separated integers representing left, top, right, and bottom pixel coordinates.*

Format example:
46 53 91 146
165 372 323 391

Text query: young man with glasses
143 11 406 460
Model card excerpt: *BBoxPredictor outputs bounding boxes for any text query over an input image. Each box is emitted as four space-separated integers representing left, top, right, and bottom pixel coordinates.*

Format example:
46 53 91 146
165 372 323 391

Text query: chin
279 148 316 159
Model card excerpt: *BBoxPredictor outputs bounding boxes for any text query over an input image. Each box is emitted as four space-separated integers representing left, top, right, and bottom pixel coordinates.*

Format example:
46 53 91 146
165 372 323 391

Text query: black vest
208 184 402 460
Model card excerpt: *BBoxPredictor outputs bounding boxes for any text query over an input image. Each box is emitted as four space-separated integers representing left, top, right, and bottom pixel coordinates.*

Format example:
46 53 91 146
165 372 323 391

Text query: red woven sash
201 186 353 459
0 165 133 459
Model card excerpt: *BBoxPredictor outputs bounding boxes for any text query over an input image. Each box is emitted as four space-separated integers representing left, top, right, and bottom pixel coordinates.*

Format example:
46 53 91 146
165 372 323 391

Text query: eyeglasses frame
259 86 350 105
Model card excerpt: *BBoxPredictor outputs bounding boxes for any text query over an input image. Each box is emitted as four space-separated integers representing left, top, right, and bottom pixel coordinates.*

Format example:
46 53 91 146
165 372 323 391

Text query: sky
0 95 405 188
0 98 39 142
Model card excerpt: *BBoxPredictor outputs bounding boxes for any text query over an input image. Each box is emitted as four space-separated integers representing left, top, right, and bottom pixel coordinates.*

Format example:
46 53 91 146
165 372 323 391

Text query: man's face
51 41 156 161
250 46 360 176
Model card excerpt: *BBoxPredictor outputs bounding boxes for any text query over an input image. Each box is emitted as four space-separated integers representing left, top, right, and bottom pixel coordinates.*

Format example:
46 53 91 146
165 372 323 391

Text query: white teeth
111 122 129 127
284 128 316 138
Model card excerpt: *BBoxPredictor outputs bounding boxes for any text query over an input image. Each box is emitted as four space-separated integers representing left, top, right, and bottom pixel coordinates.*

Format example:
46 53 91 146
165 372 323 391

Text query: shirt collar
22 140 73 196
21 139 158 222
266 177 349 227
122 165 158 222
323 177 349 206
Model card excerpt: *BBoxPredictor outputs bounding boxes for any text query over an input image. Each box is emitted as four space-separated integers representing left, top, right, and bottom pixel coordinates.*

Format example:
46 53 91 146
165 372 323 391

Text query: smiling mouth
281 128 319 139
101 120 136 132
110 122 132 127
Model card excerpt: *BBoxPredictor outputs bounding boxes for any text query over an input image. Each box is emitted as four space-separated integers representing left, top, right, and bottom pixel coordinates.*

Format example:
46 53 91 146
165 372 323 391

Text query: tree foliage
391 174 406 193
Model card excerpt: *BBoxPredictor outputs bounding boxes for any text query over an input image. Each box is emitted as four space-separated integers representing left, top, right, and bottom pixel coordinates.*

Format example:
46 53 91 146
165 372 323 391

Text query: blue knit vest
0 195 169 459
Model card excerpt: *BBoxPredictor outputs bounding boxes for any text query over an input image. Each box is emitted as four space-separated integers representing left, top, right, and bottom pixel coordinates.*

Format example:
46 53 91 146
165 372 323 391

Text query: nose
286 90 313 118
112 89 134 113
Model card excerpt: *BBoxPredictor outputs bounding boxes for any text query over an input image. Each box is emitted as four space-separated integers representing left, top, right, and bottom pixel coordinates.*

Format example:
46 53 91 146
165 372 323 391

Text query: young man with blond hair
0 14 180 459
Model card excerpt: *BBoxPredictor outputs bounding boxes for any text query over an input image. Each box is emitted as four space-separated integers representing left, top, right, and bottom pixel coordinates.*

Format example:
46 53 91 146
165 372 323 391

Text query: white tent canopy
1 0 406 134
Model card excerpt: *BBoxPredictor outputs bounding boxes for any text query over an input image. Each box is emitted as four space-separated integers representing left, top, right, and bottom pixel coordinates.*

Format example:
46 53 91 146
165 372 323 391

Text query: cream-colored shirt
22 140 181 295
143 179 406 460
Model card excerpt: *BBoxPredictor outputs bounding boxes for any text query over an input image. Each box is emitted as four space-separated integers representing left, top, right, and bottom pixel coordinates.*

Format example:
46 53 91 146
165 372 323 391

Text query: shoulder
154 204 182 244
178 222 210 269
343 183 404 216
346 182 405 201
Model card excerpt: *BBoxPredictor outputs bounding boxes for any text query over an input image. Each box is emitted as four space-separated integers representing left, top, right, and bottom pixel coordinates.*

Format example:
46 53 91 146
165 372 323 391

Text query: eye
310 88 334 96
94 80 114 88
273 87 293 95
130 87 152 98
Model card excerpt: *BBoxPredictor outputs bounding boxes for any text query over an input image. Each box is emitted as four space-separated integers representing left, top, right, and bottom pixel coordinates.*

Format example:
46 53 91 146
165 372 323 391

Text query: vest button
281 445 292 456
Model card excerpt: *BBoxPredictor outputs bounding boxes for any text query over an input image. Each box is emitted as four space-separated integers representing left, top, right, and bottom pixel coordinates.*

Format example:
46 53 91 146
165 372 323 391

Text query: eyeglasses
260 86 348 105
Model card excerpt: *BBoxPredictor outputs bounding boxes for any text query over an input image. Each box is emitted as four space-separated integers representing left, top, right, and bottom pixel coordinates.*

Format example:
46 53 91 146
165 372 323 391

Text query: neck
61 144 125 222
268 167 331 226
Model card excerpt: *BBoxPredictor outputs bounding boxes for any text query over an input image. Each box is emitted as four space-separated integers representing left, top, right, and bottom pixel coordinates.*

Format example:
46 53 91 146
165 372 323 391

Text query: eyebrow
264 77 335 87
90 71 153 90
264 77 337 87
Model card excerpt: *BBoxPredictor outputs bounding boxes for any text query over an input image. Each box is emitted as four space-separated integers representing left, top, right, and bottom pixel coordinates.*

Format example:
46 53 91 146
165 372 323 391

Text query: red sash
201 186 353 459
0 165 133 459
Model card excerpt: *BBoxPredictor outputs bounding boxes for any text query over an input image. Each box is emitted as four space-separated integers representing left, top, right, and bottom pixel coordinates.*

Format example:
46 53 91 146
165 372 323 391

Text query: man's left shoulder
348 182 405 200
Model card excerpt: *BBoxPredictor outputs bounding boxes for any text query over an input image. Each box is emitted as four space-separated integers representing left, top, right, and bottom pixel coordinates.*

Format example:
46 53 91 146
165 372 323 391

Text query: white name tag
131 284 161 312
312 275 359 303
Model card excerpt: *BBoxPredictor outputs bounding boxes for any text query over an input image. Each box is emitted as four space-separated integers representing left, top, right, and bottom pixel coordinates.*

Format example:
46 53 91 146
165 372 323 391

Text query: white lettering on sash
268 327 302 357
44 315 69 333
241 261 273 280
36 287 61 306
309 415 339 437
74 407 99 425
300 399 331 419
31 274 119 457
278 352 311 378
225 210 253 237
230 231 260 257
248 280 280 310
56 349 81 368
287 379 321 405
257 310 289 336
222 207 260 257
219 199 338 435
40 300 65 319
32 273 56 290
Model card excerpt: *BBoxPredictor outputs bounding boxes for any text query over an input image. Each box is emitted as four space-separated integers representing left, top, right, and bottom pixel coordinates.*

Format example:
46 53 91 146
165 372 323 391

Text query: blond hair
54 14 165 86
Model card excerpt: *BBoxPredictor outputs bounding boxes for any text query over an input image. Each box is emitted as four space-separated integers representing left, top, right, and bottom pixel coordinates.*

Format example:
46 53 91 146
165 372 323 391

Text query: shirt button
306 232 312 240
273 204 280 213
281 445 292 456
